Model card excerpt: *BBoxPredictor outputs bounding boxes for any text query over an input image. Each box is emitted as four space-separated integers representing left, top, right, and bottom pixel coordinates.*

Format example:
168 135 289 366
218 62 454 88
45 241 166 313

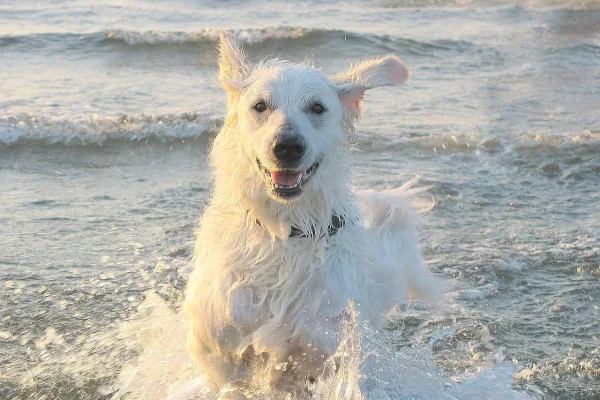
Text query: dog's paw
217 387 248 400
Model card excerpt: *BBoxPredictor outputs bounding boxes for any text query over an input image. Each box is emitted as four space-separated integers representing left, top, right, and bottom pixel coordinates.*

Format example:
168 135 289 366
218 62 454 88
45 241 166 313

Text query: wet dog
184 32 440 399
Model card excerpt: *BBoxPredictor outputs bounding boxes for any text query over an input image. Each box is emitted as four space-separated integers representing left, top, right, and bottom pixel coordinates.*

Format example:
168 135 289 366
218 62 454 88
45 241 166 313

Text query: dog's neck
250 181 354 239
219 169 355 239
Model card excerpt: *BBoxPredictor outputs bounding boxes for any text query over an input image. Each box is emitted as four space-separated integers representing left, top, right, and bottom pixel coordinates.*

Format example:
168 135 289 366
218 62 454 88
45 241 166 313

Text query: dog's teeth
273 181 303 190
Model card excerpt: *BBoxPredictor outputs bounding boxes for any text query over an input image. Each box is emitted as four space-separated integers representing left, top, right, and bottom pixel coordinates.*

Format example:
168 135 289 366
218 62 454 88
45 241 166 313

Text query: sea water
1 0 599 398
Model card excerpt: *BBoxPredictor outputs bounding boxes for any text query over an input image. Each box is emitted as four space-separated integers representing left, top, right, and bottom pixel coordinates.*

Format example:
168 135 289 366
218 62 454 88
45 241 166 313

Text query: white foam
105 27 310 46
8 289 535 399
493 259 527 273
108 292 203 400
368 130 600 158
107 297 534 400
0 113 221 146
447 283 498 301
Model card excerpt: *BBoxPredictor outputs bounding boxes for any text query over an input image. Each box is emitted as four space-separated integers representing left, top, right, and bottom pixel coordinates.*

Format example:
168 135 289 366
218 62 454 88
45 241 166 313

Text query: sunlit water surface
1 0 599 398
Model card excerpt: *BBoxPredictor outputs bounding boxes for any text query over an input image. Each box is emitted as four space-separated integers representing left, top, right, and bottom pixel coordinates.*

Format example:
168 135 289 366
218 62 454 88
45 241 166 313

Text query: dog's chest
227 235 350 329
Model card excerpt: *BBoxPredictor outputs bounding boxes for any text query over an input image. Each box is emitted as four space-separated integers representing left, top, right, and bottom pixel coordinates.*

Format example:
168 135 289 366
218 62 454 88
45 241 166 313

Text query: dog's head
216 32 410 203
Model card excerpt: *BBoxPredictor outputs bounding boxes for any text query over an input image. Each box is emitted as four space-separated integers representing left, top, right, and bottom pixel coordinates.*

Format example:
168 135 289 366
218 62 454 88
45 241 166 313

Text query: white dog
184 33 441 399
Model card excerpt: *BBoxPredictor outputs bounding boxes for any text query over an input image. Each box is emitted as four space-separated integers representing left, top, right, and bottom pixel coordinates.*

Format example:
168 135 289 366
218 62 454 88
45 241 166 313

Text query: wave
375 0 600 9
0 113 222 147
0 27 313 49
359 131 600 159
104 26 310 46
103 28 485 60
1 26 479 57
3 112 598 159
102 27 478 53
515 345 600 397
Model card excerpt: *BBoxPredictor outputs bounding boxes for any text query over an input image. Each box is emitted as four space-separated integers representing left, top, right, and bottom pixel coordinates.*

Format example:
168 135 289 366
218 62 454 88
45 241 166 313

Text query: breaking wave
1 26 479 58
360 130 600 158
2 112 599 162
0 113 222 147
104 26 310 46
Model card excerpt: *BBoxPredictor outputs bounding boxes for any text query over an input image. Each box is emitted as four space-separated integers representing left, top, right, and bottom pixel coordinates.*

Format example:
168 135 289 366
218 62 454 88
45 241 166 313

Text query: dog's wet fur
184 32 441 399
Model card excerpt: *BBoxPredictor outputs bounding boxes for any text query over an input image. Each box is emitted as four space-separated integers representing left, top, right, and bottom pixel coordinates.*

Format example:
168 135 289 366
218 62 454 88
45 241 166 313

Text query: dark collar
289 215 346 238
256 215 346 238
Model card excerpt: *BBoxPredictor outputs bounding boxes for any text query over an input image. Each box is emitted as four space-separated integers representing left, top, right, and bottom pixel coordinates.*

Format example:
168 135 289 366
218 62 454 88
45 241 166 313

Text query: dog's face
236 66 344 201
217 33 410 203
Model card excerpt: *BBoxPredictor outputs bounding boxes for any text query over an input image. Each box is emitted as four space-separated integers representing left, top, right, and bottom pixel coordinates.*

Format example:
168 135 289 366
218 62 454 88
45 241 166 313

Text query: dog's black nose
272 135 305 162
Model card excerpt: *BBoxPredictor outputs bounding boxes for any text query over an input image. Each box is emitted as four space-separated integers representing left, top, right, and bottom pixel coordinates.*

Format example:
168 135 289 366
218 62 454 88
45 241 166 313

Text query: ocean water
1 0 599 399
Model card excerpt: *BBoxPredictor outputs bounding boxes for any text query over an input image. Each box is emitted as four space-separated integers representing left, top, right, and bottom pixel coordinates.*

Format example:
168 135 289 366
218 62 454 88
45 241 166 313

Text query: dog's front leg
188 345 252 399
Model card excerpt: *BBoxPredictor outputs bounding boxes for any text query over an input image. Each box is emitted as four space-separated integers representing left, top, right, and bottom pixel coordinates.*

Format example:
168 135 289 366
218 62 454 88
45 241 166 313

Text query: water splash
105 297 535 400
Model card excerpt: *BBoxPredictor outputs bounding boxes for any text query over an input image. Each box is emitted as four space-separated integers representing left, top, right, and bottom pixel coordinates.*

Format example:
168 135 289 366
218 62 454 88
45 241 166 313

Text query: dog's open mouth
256 158 321 199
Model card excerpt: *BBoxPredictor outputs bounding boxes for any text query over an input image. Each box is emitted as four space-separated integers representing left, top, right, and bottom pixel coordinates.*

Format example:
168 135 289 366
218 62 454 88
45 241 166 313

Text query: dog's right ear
217 32 250 101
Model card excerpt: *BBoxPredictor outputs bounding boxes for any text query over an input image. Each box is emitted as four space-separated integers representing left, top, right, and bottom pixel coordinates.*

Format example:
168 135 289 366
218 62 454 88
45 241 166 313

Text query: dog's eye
311 103 325 115
254 101 267 113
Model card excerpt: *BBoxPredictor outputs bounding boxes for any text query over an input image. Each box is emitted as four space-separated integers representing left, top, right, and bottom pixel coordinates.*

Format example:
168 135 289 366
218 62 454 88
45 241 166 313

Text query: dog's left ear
217 31 251 101
330 55 410 120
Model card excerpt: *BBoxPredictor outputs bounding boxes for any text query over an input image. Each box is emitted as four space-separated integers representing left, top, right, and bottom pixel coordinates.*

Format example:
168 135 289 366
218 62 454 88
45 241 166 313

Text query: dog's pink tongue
272 170 302 186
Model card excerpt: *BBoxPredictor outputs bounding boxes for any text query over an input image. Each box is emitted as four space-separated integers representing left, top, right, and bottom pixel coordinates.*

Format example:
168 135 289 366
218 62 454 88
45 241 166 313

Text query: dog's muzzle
256 158 321 200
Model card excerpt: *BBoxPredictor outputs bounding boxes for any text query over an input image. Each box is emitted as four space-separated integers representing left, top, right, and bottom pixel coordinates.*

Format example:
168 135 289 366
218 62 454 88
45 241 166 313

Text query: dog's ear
217 31 250 99
330 55 410 120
